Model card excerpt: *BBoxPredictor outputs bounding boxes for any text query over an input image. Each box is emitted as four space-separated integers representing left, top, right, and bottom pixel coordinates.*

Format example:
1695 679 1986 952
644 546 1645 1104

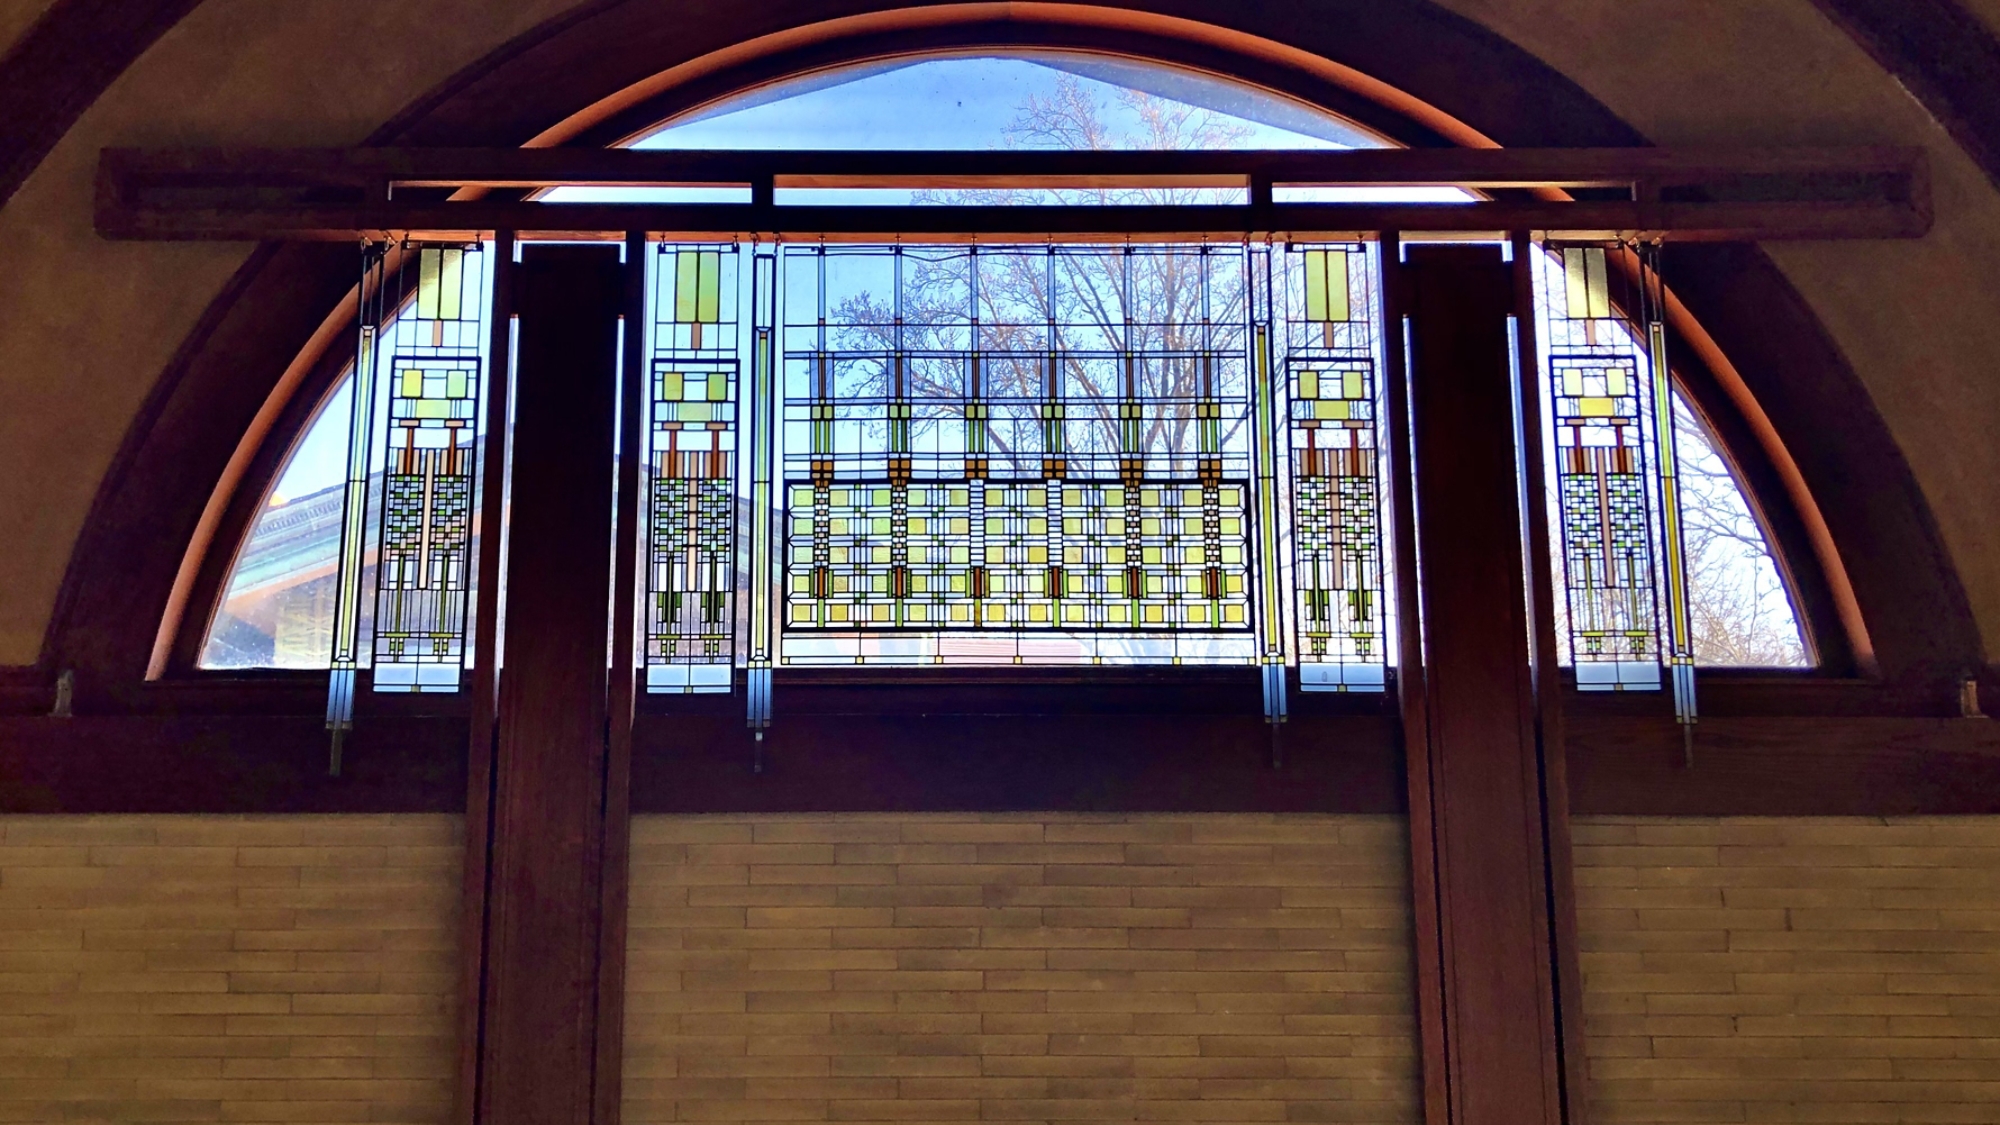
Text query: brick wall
1574 816 2000 1123
623 813 1419 1124
0 813 461 1124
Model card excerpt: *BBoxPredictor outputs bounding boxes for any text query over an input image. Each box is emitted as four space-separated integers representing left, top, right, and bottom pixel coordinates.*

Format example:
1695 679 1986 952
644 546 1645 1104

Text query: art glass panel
773 244 1257 666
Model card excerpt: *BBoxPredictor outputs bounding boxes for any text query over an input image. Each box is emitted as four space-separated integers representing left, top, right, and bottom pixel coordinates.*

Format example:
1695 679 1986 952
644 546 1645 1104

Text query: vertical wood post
472 243 628 1125
1512 234 1592 1124
457 232 513 1125
1391 241 1573 1125
593 231 649 1125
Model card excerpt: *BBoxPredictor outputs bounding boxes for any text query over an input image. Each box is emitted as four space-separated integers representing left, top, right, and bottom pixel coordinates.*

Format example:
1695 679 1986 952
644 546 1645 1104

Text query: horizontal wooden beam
96 145 1930 242
103 144 1926 188
96 200 1929 243
3 710 1996 815
1568 715 2000 816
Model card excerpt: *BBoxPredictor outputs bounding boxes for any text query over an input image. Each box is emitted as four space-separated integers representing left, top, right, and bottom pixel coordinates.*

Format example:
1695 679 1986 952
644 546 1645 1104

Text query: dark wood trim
1379 233 1452 1125
478 243 625 1125
98 201 1930 247
633 709 1405 814
592 231 648 1125
0 714 465 812
1568 714 2000 816
101 142 1928 188
456 232 514 1125
6 710 1996 816
0 0 206 207
1399 242 1564 1125
1513 234 1589 1125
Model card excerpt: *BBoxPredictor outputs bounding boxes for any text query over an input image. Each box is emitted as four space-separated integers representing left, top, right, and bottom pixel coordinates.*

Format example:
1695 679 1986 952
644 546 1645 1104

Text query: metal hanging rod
95 145 1929 243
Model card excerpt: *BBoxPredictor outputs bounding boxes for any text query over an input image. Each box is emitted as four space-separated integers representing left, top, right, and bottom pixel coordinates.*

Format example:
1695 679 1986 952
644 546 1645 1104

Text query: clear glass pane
200 375 363 669
1673 397 1809 666
543 53 1475 208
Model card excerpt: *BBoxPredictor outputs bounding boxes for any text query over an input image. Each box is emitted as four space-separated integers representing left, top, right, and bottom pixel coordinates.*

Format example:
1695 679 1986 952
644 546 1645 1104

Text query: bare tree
1673 399 1808 665
826 76 1258 475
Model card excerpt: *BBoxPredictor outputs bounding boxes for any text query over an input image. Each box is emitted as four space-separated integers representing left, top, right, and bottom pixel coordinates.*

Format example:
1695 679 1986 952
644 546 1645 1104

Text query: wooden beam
456 232 514 1125
1379 231 1450 1125
476 244 625 1125
2 708 1996 815
94 199 1930 243
100 144 1926 186
593 231 648 1125
1397 242 1566 1125
94 145 1930 242
1512 233 1591 1125
1568 714 2000 815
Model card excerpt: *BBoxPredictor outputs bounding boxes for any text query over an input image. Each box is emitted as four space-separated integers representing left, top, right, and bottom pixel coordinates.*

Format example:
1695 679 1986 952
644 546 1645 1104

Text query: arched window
197 52 1808 710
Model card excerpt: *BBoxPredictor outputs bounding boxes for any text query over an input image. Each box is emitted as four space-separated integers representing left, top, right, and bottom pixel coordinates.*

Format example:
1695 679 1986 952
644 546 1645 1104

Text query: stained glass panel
1279 244 1389 693
774 244 1256 665
367 246 488 693
1533 245 1687 696
645 245 741 693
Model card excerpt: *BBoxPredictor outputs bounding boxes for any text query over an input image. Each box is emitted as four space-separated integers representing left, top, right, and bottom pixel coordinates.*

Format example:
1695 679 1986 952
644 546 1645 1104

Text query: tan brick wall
0 813 462 1124
1574 816 2000 1124
623 813 1418 1124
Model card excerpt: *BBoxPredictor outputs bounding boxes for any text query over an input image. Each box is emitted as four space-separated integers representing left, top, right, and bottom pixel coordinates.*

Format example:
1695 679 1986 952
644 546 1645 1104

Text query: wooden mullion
1510 233 1588 1124
480 243 624 1125
592 231 648 1125
1399 242 1566 1125
457 230 513 1125
1378 232 1451 1125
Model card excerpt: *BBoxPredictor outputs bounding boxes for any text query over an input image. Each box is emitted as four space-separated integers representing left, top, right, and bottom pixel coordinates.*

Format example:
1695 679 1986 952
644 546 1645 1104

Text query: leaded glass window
772 243 1257 666
1278 244 1389 692
199 54 1811 716
645 245 742 693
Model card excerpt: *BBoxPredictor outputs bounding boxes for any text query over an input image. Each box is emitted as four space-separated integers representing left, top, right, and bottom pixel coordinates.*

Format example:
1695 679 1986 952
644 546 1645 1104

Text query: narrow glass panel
1280 243 1388 692
1533 244 1807 680
645 243 742 694
1537 246 1666 692
361 247 490 693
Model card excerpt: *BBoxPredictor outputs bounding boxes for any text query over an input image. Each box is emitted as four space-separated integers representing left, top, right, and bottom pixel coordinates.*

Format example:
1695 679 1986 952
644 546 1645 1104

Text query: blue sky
637 56 1353 150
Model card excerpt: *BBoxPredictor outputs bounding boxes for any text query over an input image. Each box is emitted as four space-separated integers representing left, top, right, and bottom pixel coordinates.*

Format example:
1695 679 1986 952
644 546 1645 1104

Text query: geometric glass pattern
368 246 487 693
773 244 1256 666
1535 244 1687 695
1280 244 1388 693
644 245 740 694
